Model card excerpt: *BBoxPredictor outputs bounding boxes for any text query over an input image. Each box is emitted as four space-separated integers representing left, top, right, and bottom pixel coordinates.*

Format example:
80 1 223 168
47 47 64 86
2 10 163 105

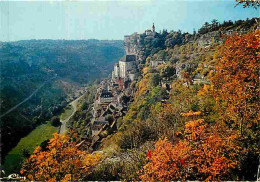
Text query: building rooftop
100 91 113 98
93 120 108 125
145 29 152 32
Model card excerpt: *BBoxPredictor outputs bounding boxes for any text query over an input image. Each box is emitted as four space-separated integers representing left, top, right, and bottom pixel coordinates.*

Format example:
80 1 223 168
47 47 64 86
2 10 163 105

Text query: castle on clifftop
112 23 156 82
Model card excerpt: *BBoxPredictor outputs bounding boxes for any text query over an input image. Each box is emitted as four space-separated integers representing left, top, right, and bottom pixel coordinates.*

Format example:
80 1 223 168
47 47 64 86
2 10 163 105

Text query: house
91 117 108 136
128 71 136 81
99 91 113 104
119 55 136 78
113 63 120 79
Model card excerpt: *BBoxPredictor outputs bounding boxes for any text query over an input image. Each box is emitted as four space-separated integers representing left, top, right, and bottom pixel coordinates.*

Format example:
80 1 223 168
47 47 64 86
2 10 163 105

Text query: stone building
99 91 113 104
124 23 155 55
119 55 136 78
112 63 120 80
113 24 157 81
124 33 140 55
145 23 156 36
91 118 108 136
114 63 119 78
128 71 136 81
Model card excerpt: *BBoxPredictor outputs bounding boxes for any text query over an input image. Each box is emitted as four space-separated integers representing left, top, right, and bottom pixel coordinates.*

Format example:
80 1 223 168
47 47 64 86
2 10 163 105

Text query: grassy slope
3 123 58 174
60 105 74 121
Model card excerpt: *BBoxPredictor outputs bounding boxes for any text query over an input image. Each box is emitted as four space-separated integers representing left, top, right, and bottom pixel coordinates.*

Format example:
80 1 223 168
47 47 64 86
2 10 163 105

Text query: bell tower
152 23 155 32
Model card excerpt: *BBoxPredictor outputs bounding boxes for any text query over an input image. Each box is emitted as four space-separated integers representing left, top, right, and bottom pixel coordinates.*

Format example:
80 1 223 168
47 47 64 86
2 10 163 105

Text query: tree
148 73 161 87
193 28 196 35
165 31 183 48
50 116 61 127
235 0 260 9
140 119 240 181
211 19 219 30
160 65 176 79
20 133 101 181
211 30 259 136
181 71 192 86
198 22 210 34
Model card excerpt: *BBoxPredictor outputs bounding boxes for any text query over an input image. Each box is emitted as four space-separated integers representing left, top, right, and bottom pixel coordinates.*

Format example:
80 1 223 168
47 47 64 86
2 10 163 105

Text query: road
0 76 57 119
59 94 85 134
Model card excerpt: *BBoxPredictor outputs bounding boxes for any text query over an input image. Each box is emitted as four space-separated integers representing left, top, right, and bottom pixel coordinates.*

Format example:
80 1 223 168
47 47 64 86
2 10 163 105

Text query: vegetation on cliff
97 21 259 181
16 17 259 181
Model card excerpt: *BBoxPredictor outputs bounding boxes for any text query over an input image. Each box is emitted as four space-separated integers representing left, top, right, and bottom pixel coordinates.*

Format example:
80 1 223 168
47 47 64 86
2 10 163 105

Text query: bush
51 116 61 127
148 73 160 87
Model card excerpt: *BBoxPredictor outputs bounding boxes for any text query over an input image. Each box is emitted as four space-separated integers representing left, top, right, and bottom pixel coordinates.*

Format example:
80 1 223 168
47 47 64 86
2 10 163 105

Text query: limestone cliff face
197 31 223 48
196 29 250 48
124 33 145 63
124 33 141 55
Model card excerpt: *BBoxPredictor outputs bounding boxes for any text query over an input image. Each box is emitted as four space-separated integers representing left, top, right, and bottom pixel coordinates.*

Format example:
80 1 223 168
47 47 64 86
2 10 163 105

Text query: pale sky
0 0 259 42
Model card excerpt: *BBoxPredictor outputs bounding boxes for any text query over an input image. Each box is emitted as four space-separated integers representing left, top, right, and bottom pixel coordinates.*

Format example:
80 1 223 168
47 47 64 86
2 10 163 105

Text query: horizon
0 38 124 43
0 0 259 42
1 16 258 43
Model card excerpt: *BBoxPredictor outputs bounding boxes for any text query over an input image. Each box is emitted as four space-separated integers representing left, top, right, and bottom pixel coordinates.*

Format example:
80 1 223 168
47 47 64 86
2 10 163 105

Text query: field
60 105 74 121
3 123 58 175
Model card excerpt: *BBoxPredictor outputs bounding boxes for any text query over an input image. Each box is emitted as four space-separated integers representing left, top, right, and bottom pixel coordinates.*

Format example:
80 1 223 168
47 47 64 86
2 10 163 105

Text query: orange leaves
141 138 190 181
210 30 259 133
197 84 212 96
142 66 149 75
20 133 101 181
140 120 240 181
184 119 205 140
181 111 202 117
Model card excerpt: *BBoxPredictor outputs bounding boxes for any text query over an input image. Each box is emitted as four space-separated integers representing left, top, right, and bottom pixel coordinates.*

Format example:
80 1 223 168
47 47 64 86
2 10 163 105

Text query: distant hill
0 39 124 162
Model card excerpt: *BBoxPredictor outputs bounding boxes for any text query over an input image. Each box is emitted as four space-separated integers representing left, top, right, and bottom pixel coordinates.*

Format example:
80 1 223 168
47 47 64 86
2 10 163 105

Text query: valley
0 39 124 167
0 1 259 179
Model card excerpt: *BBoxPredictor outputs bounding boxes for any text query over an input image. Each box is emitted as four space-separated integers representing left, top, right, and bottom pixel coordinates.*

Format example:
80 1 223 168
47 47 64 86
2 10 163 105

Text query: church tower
152 23 155 32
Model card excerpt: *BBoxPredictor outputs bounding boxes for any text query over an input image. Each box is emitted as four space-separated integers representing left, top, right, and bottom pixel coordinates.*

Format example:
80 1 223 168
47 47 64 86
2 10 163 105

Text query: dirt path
59 94 85 134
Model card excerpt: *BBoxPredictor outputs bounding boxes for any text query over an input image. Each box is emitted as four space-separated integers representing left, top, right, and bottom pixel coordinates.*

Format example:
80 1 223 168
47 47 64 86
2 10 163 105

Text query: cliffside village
86 23 254 149
87 24 158 147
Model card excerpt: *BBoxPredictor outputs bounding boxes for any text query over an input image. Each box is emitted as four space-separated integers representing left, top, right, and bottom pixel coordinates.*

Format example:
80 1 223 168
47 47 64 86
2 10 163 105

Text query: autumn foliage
211 30 259 134
236 0 260 9
20 133 101 181
141 30 259 181
140 120 240 181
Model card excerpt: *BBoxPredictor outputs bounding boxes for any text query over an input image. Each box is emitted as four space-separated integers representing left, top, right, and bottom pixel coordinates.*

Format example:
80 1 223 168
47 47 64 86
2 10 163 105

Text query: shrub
50 116 61 127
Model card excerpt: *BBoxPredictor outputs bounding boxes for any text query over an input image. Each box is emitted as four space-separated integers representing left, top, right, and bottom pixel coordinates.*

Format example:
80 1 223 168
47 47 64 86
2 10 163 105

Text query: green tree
50 116 61 127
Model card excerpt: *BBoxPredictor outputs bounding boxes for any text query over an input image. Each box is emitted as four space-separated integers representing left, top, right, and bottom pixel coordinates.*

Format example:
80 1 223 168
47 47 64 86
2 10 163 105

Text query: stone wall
124 33 140 55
